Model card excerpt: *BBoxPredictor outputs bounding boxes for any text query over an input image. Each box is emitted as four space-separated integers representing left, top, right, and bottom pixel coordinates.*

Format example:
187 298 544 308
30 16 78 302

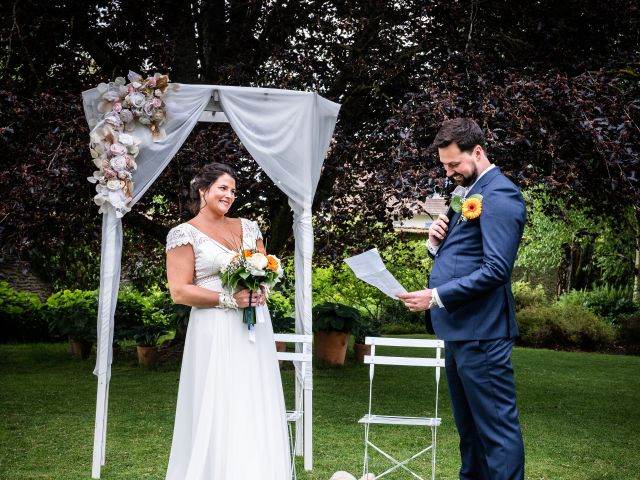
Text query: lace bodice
166 218 263 291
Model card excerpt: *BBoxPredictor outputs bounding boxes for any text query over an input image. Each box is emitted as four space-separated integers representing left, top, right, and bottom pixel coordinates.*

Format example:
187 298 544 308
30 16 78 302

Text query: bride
164 162 291 479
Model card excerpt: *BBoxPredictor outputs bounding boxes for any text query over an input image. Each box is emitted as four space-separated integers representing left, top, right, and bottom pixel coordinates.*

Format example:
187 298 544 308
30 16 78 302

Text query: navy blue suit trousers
445 338 525 480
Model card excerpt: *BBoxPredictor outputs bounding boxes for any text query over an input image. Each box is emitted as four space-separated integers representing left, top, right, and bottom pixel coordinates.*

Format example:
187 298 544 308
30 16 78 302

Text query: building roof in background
391 196 447 235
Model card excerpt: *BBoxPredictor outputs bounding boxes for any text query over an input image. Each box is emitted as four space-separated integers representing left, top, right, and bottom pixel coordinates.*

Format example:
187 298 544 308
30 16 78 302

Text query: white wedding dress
165 219 291 480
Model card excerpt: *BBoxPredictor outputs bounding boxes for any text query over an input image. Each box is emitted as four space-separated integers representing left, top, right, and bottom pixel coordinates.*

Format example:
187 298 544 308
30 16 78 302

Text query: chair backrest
364 337 444 368
274 333 313 362
364 336 445 417
273 333 313 381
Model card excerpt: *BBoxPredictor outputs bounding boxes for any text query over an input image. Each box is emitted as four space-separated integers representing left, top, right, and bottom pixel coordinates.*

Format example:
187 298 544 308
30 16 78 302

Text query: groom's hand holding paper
344 248 407 299
396 289 434 312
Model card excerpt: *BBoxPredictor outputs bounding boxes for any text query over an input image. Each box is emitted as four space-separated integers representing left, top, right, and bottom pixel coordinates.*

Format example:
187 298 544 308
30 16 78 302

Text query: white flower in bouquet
126 92 146 109
246 252 268 276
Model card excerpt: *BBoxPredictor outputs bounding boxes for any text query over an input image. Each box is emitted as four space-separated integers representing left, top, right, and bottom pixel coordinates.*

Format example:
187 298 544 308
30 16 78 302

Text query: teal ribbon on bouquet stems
244 291 257 331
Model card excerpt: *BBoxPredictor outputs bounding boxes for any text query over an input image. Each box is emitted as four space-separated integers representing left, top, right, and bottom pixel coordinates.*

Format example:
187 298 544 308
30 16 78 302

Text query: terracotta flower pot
353 343 371 364
275 340 287 368
314 330 350 366
69 337 92 360
136 345 160 367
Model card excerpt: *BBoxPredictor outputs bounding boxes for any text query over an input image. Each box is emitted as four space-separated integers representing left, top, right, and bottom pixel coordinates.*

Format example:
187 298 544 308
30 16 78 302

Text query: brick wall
0 256 53 301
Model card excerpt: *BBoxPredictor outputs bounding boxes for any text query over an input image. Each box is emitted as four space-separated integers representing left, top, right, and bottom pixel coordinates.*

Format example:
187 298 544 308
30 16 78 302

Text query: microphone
424 186 466 336
445 185 468 223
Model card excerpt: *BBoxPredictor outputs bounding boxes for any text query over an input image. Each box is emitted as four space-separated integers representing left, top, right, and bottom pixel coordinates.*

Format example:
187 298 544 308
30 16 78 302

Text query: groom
398 118 526 480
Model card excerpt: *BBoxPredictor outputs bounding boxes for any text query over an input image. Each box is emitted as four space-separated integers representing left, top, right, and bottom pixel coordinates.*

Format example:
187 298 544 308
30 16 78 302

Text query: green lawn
0 340 638 480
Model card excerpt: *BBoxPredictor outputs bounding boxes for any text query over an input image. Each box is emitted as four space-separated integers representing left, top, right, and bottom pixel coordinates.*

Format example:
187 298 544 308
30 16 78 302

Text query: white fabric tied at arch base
83 83 340 479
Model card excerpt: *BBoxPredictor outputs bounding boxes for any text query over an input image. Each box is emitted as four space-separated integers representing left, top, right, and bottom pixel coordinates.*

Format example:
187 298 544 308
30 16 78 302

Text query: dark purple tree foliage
0 0 638 287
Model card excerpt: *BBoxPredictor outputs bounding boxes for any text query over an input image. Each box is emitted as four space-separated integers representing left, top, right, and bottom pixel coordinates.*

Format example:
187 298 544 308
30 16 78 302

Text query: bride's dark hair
189 162 238 214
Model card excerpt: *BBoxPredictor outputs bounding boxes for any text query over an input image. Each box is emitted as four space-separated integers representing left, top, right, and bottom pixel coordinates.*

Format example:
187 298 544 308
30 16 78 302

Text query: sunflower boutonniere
451 194 483 223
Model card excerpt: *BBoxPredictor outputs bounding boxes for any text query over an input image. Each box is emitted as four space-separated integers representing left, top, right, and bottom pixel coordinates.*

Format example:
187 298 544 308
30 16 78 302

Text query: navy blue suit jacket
429 167 526 341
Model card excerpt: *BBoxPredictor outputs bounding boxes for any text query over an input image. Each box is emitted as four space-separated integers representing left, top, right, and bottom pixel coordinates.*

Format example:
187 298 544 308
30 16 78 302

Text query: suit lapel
439 166 501 251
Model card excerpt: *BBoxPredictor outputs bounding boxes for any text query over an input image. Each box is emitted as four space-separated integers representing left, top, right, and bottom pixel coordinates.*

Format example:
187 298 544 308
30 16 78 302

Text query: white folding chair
274 333 313 480
359 337 445 480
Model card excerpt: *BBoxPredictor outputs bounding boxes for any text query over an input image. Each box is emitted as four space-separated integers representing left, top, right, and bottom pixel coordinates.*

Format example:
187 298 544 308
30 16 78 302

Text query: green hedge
0 282 48 343
1 283 176 346
46 289 98 343
557 286 638 324
517 302 615 351
114 286 171 345
512 280 547 310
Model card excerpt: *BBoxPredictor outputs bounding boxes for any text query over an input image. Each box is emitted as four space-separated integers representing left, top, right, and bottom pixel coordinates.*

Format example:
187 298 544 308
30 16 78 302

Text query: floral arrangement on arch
87 71 173 217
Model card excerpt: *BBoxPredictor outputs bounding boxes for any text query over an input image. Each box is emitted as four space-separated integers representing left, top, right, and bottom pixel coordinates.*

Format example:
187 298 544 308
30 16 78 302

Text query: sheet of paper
344 248 407 299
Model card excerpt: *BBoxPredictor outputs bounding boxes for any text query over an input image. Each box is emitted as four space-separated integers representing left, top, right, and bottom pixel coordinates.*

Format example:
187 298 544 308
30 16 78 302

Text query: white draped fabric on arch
82 83 340 479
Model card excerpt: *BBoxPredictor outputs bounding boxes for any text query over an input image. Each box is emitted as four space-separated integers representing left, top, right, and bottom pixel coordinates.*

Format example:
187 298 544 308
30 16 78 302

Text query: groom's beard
451 166 478 187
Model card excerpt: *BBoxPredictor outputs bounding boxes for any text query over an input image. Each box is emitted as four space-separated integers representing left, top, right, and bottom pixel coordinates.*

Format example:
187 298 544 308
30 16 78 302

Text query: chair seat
358 414 441 427
286 410 303 422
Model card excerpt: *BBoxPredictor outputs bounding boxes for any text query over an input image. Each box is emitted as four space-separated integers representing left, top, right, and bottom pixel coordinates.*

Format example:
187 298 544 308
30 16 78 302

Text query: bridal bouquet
220 249 284 326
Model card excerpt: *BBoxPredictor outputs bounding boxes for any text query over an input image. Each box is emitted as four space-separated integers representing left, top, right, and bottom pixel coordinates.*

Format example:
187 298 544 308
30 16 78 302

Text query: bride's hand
233 289 266 308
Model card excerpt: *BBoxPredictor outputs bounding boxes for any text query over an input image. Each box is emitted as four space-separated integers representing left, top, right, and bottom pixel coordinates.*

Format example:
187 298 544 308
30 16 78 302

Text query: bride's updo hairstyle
189 162 238 214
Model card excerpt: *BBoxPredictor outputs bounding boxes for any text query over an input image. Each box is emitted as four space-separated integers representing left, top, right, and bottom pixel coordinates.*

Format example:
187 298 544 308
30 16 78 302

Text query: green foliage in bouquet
221 250 283 325
221 251 282 291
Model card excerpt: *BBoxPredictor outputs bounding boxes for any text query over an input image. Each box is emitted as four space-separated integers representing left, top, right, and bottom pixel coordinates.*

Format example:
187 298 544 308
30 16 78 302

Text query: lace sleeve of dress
250 220 264 241
166 224 194 253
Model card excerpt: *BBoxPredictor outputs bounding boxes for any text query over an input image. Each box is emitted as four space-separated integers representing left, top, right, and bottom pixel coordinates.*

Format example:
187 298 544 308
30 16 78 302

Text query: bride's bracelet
217 291 238 310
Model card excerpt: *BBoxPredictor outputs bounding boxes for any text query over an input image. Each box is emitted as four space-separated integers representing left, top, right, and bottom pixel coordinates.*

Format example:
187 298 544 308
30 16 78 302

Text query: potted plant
46 289 98 359
133 320 168 367
132 297 170 367
352 317 380 364
312 302 361 366
116 287 170 367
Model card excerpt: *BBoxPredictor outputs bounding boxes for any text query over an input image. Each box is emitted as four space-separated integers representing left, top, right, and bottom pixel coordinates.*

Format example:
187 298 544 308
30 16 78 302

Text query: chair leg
431 426 436 480
362 423 370 478
288 422 297 480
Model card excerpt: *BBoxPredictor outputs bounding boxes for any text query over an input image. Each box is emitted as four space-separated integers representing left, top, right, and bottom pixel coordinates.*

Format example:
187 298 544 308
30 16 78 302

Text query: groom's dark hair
433 118 485 153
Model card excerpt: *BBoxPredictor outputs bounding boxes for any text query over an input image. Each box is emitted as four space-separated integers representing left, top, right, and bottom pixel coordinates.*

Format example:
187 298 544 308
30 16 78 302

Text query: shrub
380 323 426 335
45 289 98 343
313 302 361 333
309 239 430 329
118 286 171 346
616 312 640 355
557 285 638 324
268 291 295 333
512 280 547 311
517 302 615 351
0 282 48 342
114 287 148 342
352 316 381 344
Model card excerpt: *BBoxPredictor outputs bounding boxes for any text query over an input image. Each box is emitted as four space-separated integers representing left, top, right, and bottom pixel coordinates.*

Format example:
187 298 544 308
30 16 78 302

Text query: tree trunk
572 236 595 290
165 0 200 83
557 243 571 295
634 208 640 303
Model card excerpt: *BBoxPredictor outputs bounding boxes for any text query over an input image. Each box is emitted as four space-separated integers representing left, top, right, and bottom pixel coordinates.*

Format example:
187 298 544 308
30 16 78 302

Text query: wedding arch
82 76 340 479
